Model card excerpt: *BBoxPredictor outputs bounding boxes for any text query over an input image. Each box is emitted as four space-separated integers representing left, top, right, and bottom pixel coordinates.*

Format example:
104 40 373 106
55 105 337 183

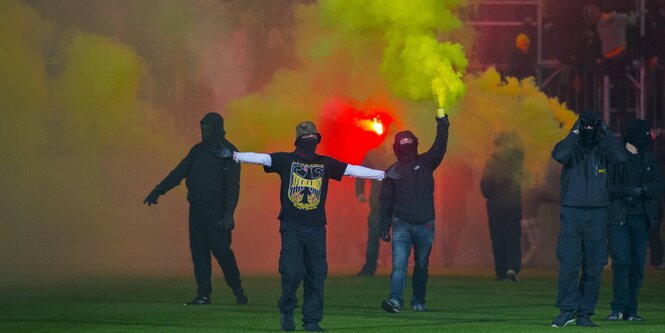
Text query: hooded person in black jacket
379 112 450 314
605 119 665 322
143 112 247 306
480 132 524 282
550 111 625 328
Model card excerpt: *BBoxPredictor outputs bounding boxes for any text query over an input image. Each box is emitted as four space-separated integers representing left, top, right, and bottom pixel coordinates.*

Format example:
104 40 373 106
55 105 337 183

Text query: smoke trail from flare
319 0 468 111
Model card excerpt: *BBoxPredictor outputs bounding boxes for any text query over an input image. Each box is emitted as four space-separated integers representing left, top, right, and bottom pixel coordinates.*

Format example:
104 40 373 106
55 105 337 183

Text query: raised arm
551 131 580 165
421 115 450 170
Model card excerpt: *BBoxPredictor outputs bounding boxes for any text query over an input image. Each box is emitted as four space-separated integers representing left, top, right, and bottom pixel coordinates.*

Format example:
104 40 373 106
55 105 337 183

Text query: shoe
353 270 374 277
551 311 575 327
184 295 210 305
280 313 295 331
233 288 248 305
624 314 645 321
576 316 597 327
412 303 427 312
381 298 401 313
303 322 324 332
506 269 520 282
606 311 623 321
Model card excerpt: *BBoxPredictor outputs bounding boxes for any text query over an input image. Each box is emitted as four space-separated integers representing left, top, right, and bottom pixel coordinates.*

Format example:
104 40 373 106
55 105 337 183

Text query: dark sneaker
576 316 597 327
506 269 520 282
624 314 645 321
381 298 401 313
184 295 210 305
412 303 427 312
234 288 248 305
303 322 324 332
606 311 623 321
280 313 295 331
551 311 575 327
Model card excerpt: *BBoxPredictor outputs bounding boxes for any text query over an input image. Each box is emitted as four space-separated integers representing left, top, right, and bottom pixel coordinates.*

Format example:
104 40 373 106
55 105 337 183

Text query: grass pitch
1 269 664 332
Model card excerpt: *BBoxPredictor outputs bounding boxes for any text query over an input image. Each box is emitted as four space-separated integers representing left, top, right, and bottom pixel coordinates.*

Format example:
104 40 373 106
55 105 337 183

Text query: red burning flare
317 99 395 164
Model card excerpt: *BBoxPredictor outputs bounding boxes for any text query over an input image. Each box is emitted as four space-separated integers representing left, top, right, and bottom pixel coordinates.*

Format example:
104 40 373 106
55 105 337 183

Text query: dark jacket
608 150 665 228
156 139 241 219
552 130 625 208
380 118 449 229
480 146 524 215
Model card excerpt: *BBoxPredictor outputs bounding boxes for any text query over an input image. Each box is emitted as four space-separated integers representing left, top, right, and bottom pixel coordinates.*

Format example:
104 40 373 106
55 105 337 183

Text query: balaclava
294 121 321 160
200 112 225 145
625 118 651 151
578 111 600 147
393 130 419 162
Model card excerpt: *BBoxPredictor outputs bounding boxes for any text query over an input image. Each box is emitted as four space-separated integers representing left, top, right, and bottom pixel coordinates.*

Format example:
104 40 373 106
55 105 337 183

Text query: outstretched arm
233 152 272 166
344 164 385 180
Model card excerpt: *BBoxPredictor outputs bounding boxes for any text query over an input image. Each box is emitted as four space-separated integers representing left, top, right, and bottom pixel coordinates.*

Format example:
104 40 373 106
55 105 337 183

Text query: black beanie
625 118 651 150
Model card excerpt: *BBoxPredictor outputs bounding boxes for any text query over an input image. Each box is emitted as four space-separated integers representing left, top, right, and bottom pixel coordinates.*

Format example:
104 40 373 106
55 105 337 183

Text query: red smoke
317 98 395 164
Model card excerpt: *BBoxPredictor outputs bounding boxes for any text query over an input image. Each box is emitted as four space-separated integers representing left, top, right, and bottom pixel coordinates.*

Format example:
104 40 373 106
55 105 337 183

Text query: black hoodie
154 113 241 218
380 117 449 229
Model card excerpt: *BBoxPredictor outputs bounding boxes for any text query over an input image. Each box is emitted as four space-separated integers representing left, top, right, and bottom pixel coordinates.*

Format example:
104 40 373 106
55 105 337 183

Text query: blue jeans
608 215 649 315
389 218 434 307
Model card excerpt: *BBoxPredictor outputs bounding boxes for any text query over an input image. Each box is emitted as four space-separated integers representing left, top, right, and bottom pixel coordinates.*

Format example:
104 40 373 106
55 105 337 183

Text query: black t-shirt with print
264 152 348 225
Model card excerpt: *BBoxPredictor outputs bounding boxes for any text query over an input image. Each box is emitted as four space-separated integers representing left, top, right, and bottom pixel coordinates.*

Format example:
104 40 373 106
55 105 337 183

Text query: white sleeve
344 164 385 181
233 152 272 166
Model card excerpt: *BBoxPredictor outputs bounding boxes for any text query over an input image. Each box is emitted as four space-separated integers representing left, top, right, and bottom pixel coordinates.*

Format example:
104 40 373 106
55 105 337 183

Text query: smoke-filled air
1 0 576 284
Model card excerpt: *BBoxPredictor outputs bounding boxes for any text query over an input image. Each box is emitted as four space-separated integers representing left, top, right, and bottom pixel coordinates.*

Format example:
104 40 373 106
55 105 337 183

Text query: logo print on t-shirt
288 161 324 210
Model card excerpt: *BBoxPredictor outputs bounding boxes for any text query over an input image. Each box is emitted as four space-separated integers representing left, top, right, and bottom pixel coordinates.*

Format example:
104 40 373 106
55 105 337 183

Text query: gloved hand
381 230 391 242
385 164 405 180
625 186 646 198
220 217 235 231
436 114 450 129
143 188 161 206
208 142 234 160
571 118 581 134
357 193 367 203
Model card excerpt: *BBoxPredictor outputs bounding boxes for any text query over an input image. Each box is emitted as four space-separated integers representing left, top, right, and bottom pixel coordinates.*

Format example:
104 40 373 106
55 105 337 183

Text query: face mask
627 136 650 151
201 123 216 145
395 143 417 161
580 126 598 146
295 138 318 160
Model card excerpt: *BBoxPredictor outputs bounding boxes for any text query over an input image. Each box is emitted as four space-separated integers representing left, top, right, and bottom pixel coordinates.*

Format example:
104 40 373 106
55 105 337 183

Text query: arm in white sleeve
344 164 385 181
233 152 272 166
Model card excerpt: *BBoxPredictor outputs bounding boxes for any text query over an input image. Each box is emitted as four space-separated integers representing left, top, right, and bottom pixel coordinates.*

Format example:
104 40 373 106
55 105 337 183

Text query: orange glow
357 117 384 135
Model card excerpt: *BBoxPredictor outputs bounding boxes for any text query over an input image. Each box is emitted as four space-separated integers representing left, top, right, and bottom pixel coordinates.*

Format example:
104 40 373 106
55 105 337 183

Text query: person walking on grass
379 108 450 314
143 112 248 306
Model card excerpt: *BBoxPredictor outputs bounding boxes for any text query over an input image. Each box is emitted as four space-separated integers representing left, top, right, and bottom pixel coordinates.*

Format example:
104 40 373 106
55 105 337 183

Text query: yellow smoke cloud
319 0 468 110
451 68 576 186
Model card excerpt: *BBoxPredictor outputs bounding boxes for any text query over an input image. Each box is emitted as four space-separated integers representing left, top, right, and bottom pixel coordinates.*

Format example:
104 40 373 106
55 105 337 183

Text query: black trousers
360 210 381 274
608 215 649 315
189 202 242 296
487 207 521 278
556 206 608 317
278 222 327 324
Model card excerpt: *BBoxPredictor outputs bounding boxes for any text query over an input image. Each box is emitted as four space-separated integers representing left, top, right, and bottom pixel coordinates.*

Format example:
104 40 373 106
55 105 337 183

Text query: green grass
1 269 664 332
